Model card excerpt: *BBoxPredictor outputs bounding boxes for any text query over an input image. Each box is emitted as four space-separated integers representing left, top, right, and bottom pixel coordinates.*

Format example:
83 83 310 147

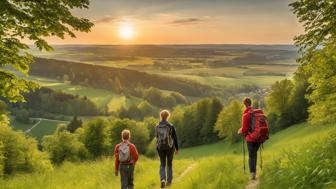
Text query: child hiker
114 129 139 189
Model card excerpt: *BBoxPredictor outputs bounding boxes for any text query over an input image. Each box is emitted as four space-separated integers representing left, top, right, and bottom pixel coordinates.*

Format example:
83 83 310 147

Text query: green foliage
31 58 213 98
290 0 336 56
143 87 181 108
265 78 309 132
288 70 310 124
215 100 243 143
42 124 89 164
137 101 157 118
118 100 158 121
290 0 336 124
107 118 150 154
259 128 336 189
171 97 223 147
0 157 191 189
0 141 4 177
145 139 158 158
118 104 142 120
266 79 294 114
81 119 109 158
0 121 334 188
14 109 30 124
306 44 336 124
14 87 101 116
0 115 52 176
67 116 83 133
0 0 93 102
143 116 158 140
170 156 248 189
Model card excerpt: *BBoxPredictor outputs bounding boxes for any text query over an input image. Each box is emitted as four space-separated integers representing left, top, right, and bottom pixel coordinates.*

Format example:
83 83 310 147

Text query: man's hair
243 97 252 106
121 129 131 141
160 109 170 121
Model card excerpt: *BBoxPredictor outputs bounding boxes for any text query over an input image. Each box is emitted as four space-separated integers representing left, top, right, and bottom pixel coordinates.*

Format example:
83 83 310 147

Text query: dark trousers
247 142 261 173
157 147 174 183
120 164 134 189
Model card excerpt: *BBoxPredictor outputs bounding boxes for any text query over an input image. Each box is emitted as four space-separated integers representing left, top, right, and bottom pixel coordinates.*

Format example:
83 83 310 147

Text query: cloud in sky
93 16 116 24
52 0 302 44
170 18 204 25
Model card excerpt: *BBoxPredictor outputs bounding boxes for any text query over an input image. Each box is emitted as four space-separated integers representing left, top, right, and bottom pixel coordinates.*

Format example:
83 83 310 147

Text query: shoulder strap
249 109 255 132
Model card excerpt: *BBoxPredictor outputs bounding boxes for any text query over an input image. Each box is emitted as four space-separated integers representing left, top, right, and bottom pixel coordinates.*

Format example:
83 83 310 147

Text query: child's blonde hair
121 129 131 141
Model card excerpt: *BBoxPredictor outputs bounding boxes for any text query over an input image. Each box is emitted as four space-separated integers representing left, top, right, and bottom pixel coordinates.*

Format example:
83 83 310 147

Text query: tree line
0 96 239 176
30 58 216 97
8 87 101 123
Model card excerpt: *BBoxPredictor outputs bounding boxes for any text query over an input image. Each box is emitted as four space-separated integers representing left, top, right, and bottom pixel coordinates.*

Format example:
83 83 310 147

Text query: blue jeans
247 142 261 173
157 147 174 183
119 164 134 189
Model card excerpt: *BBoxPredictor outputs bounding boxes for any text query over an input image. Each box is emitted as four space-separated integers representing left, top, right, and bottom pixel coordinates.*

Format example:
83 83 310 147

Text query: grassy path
175 163 196 182
155 163 197 189
245 179 259 189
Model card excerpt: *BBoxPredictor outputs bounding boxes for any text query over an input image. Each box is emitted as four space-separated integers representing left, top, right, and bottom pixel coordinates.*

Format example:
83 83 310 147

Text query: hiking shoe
166 182 172 187
161 180 166 188
251 172 256 180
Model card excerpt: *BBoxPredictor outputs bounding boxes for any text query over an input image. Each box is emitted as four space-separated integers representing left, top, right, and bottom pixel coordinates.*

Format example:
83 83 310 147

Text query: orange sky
46 0 303 45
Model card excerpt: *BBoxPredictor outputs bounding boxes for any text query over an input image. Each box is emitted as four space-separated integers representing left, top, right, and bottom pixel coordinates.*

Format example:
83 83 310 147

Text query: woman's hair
121 129 131 141
160 109 170 121
243 97 252 106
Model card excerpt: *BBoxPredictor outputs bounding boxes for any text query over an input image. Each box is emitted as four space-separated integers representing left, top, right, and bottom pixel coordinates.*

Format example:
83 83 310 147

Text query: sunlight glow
118 23 135 40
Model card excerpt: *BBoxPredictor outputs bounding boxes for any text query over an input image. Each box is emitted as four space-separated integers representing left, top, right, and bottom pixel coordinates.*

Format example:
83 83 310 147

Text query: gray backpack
118 143 130 162
156 123 174 150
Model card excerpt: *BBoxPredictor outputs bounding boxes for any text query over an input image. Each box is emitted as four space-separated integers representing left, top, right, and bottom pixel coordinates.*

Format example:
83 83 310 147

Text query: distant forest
30 58 215 97
9 87 100 121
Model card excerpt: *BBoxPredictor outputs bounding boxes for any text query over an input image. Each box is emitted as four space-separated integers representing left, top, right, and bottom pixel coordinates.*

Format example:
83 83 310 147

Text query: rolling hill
1 123 334 189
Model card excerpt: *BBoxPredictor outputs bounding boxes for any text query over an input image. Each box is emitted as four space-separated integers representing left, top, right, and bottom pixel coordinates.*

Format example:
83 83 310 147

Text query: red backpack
248 109 269 143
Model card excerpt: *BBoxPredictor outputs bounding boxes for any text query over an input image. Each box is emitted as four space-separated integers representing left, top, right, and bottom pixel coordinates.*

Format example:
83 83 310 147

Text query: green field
10 117 68 141
29 76 141 112
30 45 298 89
10 119 34 132
1 123 334 189
29 119 69 141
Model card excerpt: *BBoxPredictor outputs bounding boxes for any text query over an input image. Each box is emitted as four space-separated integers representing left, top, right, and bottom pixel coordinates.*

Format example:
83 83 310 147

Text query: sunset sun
118 23 135 40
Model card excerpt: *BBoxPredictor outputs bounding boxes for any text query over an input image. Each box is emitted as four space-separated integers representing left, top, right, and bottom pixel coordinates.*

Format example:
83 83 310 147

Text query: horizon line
28 43 295 46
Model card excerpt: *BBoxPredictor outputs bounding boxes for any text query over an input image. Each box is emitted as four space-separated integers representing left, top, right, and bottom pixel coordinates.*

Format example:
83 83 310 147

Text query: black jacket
156 120 179 151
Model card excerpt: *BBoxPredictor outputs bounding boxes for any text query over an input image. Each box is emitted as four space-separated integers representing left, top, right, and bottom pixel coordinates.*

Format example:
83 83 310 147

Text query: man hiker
238 97 269 180
155 110 179 188
114 129 139 189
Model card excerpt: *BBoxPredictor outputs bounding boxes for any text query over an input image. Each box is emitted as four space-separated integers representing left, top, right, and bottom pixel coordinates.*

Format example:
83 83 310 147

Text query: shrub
42 124 89 164
0 115 52 176
81 119 109 158
107 118 150 154
214 100 243 143
145 139 158 158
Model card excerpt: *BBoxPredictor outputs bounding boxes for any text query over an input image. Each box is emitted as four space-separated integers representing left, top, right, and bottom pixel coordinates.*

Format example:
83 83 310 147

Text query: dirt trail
157 163 196 189
175 163 196 182
245 179 259 189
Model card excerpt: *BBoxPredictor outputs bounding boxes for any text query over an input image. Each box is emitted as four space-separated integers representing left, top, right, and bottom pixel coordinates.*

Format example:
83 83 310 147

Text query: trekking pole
242 137 246 174
260 143 263 170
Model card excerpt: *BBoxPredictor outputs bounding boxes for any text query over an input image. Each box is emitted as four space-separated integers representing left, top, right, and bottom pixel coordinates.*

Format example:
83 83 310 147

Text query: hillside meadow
1 123 334 189
29 76 139 112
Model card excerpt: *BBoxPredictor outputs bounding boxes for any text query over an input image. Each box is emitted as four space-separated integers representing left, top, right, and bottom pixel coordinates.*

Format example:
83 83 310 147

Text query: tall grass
0 157 191 189
171 155 248 189
1 123 335 189
258 125 336 189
